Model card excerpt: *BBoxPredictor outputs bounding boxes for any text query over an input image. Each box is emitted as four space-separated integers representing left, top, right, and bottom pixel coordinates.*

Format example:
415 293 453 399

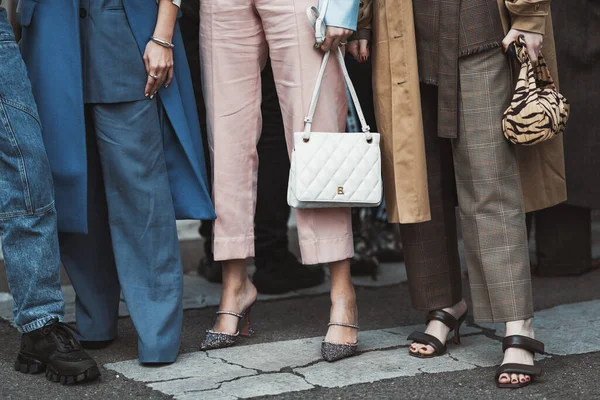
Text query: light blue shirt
321 0 360 31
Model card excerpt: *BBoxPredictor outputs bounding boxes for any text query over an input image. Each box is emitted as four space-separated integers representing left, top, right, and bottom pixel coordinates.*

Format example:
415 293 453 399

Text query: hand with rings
319 26 353 52
143 39 174 99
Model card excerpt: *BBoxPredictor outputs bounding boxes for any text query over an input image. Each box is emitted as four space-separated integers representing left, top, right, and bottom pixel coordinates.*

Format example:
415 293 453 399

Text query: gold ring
149 74 159 80
340 40 348 46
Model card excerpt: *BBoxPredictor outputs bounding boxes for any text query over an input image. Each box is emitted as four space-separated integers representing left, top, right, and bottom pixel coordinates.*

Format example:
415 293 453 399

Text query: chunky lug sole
14 353 101 385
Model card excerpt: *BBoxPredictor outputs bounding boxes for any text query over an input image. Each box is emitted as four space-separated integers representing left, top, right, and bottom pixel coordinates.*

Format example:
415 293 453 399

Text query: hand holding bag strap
304 4 372 142
511 36 556 90
312 0 328 46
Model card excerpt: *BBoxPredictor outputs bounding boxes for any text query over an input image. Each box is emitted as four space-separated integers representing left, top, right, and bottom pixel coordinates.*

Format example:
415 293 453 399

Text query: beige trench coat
360 0 567 224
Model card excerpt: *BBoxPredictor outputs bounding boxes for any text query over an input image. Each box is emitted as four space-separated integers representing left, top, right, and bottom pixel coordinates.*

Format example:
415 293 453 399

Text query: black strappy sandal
406 309 468 358
495 335 544 389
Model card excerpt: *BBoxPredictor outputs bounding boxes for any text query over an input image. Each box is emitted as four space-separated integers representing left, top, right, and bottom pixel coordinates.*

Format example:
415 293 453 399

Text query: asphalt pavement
1 265 600 400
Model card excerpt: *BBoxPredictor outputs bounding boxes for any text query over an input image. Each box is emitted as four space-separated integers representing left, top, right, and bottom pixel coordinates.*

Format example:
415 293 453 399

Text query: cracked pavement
105 301 600 400
1 217 600 399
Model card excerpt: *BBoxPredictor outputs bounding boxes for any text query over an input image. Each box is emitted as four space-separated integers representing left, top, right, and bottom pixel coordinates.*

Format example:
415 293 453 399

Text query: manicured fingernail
145 93 149 98
149 94 154 100
165 84 169 88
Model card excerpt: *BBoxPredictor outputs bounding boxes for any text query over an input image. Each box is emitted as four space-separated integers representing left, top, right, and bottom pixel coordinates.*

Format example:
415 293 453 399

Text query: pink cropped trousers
199 0 354 264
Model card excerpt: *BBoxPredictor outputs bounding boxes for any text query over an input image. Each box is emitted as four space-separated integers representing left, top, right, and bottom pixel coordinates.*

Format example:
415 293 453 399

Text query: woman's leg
455 48 535 384
257 0 354 342
212 259 258 334
326 260 358 344
400 84 465 356
199 0 267 333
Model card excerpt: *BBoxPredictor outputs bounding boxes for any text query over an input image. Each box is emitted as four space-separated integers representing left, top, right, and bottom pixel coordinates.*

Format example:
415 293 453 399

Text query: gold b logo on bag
337 186 344 195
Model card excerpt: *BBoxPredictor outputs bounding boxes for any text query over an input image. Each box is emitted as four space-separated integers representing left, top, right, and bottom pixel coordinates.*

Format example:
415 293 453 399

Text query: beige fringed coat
358 0 566 223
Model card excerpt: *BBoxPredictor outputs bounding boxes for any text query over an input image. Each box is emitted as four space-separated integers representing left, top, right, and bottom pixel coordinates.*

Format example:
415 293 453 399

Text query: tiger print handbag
503 37 570 146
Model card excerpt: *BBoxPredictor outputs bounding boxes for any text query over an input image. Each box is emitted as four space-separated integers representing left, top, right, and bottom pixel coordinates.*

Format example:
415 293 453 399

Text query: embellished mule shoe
200 304 255 351
321 322 359 362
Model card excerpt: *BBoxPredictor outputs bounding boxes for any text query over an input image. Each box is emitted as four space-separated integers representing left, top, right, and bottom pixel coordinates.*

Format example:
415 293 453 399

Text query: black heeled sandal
495 335 544 389
407 309 468 358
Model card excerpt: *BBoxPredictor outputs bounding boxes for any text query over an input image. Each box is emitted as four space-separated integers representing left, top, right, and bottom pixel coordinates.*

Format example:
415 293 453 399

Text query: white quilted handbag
287 2 382 209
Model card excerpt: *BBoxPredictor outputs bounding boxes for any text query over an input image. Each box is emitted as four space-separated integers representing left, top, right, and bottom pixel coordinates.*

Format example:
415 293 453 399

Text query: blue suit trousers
59 99 183 363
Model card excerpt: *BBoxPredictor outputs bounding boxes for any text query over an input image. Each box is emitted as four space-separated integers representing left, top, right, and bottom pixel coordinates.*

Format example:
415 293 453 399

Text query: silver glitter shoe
200 305 255 351
321 322 359 362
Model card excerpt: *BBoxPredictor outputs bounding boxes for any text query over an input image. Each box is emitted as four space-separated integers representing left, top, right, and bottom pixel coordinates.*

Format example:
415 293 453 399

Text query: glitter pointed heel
200 304 255 351
321 322 359 362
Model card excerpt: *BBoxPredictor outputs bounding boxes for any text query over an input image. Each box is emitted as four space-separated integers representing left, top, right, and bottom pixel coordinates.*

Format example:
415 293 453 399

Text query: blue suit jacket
18 0 216 233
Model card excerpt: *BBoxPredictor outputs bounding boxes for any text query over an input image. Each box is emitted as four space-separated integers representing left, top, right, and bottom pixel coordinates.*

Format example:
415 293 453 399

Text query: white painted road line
105 300 600 400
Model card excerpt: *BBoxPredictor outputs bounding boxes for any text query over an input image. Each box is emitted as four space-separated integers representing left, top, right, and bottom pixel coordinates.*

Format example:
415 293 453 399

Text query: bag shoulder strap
313 0 328 46
303 6 372 142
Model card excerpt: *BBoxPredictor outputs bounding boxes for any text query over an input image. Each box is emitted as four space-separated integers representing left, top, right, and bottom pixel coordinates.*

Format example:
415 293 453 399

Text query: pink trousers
200 0 353 264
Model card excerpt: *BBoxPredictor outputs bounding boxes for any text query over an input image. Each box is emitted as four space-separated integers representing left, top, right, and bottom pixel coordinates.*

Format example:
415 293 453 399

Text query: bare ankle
505 319 534 337
222 279 246 293
223 278 255 297
331 290 356 307
442 299 467 317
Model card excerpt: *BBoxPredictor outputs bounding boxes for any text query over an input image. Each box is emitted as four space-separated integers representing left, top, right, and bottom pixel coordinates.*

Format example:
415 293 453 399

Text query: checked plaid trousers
400 48 533 323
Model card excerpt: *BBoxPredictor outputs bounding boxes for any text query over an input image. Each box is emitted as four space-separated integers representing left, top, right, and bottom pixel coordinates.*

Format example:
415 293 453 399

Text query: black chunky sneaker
80 339 115 350
15 318 101 384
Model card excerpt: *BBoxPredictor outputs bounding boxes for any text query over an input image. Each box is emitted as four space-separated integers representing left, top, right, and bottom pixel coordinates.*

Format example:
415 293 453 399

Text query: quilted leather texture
288 131 383 208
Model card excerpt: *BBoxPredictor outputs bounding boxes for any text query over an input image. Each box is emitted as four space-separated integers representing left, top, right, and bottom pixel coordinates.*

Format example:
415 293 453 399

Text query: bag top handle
303 4 372 143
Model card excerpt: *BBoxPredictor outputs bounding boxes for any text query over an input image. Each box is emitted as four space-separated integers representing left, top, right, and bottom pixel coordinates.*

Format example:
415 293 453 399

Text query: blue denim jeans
0 8 64 333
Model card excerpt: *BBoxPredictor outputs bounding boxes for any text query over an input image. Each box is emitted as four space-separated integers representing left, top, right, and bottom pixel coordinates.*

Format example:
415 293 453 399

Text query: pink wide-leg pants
200 0 353 264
